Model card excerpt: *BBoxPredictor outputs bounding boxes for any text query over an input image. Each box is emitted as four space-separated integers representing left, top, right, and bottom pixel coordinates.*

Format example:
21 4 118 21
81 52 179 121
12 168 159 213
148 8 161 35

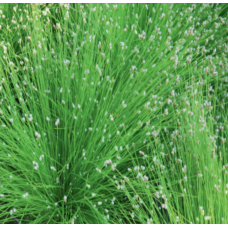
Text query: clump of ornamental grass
0 3 228 224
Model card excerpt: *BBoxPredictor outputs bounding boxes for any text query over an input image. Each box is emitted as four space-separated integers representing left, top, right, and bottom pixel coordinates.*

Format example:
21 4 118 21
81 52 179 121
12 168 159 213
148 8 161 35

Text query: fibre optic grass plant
0 3 228 224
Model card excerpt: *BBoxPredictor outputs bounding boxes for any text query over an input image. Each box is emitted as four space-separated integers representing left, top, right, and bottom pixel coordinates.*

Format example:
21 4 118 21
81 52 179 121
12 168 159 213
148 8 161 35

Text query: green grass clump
0 3 228 224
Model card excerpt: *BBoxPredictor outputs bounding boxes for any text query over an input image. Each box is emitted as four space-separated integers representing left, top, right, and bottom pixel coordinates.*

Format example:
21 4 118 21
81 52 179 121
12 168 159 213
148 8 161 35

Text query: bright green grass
0 3 228 224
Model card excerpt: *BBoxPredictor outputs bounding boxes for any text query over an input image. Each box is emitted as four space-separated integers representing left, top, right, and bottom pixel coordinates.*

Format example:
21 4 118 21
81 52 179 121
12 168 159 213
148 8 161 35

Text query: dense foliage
0 3 228 224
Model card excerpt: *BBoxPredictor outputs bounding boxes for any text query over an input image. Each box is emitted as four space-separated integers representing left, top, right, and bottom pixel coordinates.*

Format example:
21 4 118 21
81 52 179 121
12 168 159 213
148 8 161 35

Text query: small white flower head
171 90 175 97
98 41 102 49
214 184 219 190
104 159 111 166
92 193 96 197
9 62 15 66
96 168 101 173
3 45 7 54
153 156 157 162
55 118 60 126
46 117 50 121
124 176 129 182
78 104 81 109
33 161 39 170
87 184 91 189
23 192 29 199
183 176 187 181
9 118 13 123
28 114 33 122
32 49 37 55
162 203 168 210
50 166 56 171
35 131 41 138
9 209 13 216
63 195 67 202
176 216 180 222
136 172 143 179
182 165 187 173
155 192 160 199
110 115 114 121
142 175 149 182
98 201 102 205
204 216 211 221
56 23 61 29
59 87 63 93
